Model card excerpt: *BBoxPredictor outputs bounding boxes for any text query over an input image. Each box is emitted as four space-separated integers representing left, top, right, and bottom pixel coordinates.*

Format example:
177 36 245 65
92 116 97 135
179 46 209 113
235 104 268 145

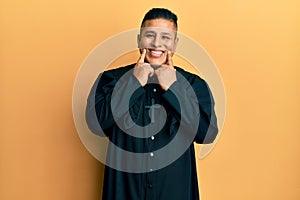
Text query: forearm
86 72 145 136
162 79 218 144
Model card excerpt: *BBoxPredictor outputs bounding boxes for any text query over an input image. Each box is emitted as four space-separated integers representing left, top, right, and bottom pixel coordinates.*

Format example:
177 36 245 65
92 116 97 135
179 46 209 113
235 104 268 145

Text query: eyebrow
143 30 174 35
144 30 156 34
161 32 172 36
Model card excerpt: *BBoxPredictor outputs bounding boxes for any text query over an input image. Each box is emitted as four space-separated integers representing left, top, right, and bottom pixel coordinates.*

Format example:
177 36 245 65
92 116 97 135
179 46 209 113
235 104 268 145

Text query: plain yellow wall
1 0 299 200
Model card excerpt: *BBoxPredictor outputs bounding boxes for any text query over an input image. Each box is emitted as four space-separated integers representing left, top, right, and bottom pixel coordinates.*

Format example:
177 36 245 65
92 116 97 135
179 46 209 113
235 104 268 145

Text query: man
86 8 218 200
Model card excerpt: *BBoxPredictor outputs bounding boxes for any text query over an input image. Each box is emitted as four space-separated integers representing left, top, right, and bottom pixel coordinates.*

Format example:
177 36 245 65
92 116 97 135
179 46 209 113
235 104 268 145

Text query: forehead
142 18 177 33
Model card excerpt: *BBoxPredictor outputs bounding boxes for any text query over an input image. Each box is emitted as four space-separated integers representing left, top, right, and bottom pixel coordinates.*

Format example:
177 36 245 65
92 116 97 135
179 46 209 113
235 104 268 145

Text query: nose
152 35 162 47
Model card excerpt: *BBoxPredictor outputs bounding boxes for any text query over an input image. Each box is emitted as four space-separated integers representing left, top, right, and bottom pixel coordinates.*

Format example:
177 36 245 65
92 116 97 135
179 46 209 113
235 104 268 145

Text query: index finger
166 51 173 66
138 49 146 63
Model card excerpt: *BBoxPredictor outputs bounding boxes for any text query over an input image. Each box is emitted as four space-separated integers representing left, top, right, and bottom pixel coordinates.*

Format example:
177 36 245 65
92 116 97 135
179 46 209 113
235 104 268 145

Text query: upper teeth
151 51 163 55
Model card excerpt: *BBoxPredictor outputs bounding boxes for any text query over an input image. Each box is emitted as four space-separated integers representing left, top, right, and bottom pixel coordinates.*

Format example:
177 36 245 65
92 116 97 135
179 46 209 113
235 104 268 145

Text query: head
137 8 179 66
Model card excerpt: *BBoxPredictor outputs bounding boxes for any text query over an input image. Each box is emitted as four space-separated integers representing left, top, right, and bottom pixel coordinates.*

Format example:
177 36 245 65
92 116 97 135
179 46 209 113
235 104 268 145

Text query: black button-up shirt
86 64 218 200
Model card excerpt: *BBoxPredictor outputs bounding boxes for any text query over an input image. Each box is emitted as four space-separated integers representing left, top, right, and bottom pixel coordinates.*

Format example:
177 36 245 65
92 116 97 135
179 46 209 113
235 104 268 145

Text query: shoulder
96 63 135 83
92 64 135 90
102 63 135 78
175 66 213 100
174 66 207 85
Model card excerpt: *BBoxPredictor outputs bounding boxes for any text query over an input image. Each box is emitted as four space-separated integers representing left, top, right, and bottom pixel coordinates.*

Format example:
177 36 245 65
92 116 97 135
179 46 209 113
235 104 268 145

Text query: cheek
164 41 175 51
139 38 150 49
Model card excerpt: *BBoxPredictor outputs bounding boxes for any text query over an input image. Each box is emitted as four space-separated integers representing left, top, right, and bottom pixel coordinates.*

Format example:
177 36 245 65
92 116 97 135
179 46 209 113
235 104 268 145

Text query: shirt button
153 88 157 92
151 136 155 140
150 152 154 157
148 184 153 189
149 168 153 172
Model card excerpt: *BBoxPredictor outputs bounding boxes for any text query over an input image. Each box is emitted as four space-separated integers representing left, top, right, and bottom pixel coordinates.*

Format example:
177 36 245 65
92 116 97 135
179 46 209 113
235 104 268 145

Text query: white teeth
151 50 163 55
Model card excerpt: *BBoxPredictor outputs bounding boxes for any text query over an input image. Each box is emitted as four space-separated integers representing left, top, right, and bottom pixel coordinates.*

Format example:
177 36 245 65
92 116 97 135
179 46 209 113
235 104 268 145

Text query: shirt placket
144 82 161 200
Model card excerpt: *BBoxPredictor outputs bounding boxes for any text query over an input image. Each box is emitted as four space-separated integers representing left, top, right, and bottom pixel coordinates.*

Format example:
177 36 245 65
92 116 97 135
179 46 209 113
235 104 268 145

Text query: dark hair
141 8 178 29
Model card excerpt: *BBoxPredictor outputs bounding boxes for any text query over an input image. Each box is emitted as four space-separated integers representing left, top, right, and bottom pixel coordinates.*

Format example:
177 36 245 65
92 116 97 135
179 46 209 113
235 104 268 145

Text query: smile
149 49 165 58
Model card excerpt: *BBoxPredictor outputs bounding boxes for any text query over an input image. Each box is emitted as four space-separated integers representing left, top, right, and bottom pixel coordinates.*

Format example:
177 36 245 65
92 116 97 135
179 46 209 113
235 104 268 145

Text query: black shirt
86 64 218 200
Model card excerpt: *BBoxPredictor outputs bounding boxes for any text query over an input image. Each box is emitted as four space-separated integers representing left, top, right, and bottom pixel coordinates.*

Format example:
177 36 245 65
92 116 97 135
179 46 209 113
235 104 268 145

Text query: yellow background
1 0 299 199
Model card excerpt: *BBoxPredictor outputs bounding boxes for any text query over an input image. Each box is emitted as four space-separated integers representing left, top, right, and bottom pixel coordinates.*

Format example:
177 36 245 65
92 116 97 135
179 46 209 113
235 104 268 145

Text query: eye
145 33 155 38
162 35 171 40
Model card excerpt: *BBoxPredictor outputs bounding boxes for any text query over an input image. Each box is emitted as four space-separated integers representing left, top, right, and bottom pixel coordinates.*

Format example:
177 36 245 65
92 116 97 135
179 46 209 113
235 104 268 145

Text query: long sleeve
86 65 217 200
162 68 218 144
85 65 145 137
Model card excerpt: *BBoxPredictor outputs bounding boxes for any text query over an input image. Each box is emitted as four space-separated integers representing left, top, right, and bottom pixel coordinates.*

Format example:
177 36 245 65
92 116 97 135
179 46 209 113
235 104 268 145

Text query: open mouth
148 49 165 58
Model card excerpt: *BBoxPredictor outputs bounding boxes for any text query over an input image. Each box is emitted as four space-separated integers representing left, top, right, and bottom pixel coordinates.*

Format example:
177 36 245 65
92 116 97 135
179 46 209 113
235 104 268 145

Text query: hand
155 51 177 91
133 49 154 86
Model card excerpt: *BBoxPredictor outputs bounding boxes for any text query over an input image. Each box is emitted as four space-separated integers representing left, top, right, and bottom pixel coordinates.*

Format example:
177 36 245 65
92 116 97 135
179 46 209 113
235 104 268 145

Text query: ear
137 34 141 49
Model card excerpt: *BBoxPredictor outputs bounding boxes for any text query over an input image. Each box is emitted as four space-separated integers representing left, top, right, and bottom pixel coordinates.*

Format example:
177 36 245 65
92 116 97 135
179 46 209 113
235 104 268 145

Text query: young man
86 8 218 200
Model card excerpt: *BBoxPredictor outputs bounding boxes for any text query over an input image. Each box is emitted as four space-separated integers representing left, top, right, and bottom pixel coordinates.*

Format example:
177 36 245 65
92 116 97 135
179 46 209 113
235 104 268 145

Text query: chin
149 61 163 66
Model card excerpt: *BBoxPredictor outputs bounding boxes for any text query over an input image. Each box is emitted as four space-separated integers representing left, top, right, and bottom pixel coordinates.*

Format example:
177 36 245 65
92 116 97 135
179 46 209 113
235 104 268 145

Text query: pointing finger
166 51 173 66
138 49 146 63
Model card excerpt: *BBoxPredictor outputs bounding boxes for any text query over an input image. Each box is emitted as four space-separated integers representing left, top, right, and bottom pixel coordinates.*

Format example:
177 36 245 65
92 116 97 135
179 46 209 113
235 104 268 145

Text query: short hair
141 8 178 29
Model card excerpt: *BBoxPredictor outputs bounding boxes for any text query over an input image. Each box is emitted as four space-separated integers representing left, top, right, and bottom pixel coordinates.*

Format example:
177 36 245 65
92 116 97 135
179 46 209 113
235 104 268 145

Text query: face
138 18 179 66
